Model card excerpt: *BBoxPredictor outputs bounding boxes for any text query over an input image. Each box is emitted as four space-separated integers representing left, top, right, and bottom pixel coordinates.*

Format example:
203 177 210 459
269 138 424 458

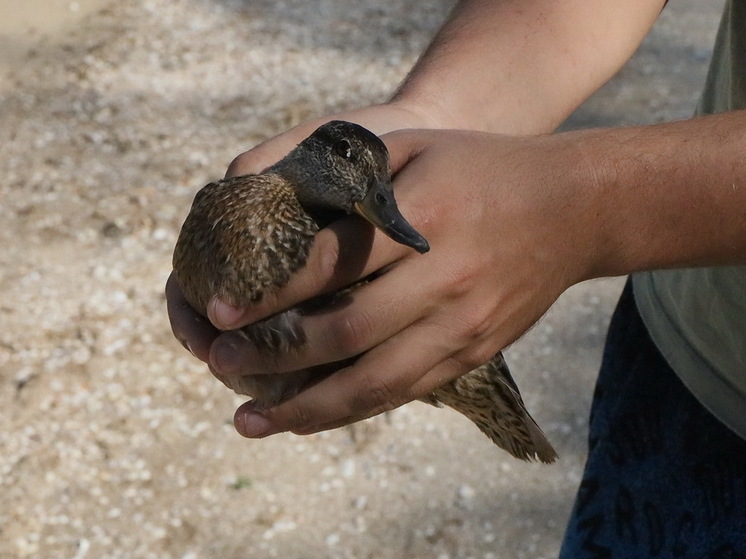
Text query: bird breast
173 174 319 314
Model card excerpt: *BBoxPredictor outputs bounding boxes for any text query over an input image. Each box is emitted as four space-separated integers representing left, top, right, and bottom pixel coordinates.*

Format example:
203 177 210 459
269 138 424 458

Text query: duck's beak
353 179 430 254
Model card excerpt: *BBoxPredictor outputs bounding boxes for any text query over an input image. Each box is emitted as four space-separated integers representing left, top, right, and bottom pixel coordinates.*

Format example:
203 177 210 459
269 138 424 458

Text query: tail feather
427 353 558 463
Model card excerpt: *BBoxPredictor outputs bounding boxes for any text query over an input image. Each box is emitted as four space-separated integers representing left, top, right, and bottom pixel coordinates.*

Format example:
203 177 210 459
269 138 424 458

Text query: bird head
269 120 430 254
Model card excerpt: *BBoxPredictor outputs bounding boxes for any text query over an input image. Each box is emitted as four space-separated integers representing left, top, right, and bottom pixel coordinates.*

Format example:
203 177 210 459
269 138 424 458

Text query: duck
172 120 557 463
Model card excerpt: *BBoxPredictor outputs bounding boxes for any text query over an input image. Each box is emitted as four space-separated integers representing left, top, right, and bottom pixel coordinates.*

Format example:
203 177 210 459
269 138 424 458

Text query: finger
288 333 498 435
208 213 415 330
233 318 462 438
225 104 433 178
209 329 255 378
165 272 219 362
207 298 248 331
381 128 439 174
209 255 434 378
225 119 329 178
290 356 466 435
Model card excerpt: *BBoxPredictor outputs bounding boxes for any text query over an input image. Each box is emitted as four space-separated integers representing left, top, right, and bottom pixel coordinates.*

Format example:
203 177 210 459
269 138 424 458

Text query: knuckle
350 374 404 416
226 151 256 177
441 261 481 300
459 342 496 371
282 404 313 432
464 307 495 342
328 311 374 356
446 302 494 346
311 236 341 288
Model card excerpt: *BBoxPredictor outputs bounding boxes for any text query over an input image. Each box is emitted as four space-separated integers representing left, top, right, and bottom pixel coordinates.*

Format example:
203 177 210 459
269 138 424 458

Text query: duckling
173 120 557 463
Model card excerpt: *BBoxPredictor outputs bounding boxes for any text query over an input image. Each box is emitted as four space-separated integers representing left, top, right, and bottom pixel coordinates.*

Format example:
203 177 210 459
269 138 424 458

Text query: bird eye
333 139 352 160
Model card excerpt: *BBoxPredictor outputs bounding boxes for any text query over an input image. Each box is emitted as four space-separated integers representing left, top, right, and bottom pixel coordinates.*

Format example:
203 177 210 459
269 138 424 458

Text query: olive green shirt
633 0 746 439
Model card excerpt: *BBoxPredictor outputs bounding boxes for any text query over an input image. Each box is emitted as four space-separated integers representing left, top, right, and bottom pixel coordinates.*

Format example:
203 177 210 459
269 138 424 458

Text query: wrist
561 115 746 282
539 130 619 286
383 97 452 131
390 79 508 133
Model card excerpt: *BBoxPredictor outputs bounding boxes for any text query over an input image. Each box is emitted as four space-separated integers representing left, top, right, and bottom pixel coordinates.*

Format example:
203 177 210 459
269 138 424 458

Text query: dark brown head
269 120 430 254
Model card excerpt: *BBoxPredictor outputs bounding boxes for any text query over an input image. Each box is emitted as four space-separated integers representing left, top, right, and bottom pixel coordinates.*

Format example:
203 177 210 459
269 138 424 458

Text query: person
167 0 746 556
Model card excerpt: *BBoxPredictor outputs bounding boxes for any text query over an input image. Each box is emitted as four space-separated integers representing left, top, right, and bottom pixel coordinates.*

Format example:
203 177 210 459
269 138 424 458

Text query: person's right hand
185 126 601 438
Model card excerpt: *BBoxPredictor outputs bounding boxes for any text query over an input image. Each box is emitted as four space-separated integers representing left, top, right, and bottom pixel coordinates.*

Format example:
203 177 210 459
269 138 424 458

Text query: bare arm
223 0 666 177
578 113 746 276
392 0 666 134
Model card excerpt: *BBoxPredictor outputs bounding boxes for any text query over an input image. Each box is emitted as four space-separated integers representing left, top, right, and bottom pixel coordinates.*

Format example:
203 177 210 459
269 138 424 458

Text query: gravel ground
0 1 723 558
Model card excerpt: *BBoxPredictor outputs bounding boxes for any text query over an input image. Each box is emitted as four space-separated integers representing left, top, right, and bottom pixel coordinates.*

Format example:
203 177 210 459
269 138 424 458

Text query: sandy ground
0 1 723 558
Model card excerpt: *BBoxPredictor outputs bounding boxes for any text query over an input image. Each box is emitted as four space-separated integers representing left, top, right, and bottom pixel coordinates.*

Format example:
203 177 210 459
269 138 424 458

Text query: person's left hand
170 128 600 438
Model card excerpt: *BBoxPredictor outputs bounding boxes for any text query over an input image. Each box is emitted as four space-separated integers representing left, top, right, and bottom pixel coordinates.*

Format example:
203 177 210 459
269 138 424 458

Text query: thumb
380 128 438 175
225 118 331 178
225 104 437 178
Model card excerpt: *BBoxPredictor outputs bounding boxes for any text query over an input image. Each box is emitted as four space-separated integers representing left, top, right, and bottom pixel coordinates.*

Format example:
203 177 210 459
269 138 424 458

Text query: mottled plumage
174 174 318 312
173 120 557 463
423 355 557 462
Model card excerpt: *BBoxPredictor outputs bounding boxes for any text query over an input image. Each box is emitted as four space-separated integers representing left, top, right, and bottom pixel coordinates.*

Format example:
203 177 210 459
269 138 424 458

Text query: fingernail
212 336 241 375
179 338 196 358
235 411 273 438
211 298 246 329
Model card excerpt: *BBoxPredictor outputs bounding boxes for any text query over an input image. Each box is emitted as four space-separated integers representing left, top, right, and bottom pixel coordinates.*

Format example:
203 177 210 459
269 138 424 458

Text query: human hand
190 128 599 438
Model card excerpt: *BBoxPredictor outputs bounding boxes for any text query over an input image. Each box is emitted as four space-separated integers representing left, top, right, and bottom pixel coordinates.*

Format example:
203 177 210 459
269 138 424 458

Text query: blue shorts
559 281 746 559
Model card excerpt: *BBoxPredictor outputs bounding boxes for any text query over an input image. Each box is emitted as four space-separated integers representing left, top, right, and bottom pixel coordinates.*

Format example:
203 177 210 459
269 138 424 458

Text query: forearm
572 111 746 279
392 0 665 135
